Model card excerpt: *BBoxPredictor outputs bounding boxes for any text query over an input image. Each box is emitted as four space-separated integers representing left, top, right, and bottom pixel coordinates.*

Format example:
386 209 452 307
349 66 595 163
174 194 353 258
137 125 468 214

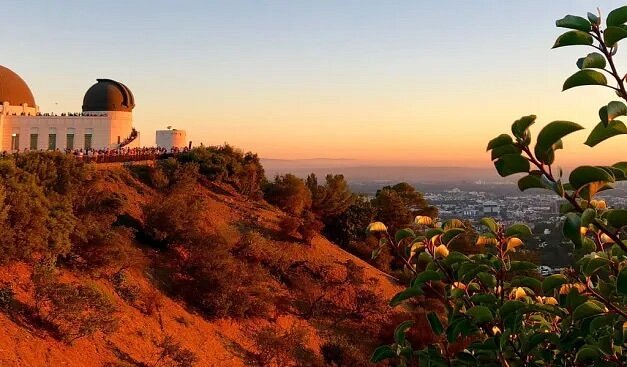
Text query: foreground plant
371 7 627 366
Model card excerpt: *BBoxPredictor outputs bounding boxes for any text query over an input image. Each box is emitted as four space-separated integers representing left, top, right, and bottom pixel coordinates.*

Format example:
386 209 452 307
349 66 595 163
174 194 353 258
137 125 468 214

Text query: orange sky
5 1 626 167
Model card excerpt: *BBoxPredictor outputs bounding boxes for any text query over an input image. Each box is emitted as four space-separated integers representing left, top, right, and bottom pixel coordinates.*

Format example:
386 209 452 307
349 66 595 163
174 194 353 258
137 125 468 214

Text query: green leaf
486 134 513 151
542 274 568 294
607 6 627 27
573 300 606 320
575 345 601 363
601 165 627 180
552 30 593 48
477 272 497 288
581 208 596 227
505 223 532 238
494 153 530 177
425 228 443 239
511 115 536 142
569 165 615 190
426 312 444 335
499 300 526 318
562 70 607 91
605 25 627 47
613 161 627 176
390 287 423 307
441 228 465 245
480 217 498 234
518 172 545 191
411 270 443 287
395 228 415 243
607 209 627 228
534 121 584 164
490 143 521 160
466 305 494 325
394 320 414 344
556 15 591 32
617 267 627 295
588 12 600 25
563 212 583 247
585 120 627 147
583 256 611 276
370 345 396 363
510 261 539 272
576 52 606 69
511 276 542 292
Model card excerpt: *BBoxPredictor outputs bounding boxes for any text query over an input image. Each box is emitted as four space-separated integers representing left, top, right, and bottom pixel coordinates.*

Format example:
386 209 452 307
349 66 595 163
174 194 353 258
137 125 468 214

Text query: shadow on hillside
106 340 150 367
1 298 63 341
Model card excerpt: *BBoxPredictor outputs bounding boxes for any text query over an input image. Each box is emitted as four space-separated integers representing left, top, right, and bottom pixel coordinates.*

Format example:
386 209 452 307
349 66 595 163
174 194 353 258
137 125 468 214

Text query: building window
84 128 93 150
10 133 19 151
48 128 57 151
30 134 38 150
66 128 75 150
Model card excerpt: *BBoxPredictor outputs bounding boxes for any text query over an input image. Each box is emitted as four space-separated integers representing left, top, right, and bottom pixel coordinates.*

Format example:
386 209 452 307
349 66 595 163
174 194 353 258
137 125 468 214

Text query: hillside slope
0 164 403 367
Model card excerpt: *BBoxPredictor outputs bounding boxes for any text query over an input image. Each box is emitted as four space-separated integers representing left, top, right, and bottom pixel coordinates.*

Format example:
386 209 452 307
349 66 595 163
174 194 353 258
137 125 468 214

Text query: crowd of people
0 146 192 163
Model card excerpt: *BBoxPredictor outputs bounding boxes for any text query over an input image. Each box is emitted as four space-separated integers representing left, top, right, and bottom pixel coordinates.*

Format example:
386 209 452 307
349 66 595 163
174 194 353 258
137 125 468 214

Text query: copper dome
0 65 36 107
82 79 135 112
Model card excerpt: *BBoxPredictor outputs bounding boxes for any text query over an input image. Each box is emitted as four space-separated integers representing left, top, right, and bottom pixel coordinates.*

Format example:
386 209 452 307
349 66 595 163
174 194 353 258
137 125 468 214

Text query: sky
2 0 626 167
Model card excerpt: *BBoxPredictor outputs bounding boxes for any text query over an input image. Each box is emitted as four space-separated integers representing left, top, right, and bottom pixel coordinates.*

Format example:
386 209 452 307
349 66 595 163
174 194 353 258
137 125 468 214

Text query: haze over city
2 0 625 168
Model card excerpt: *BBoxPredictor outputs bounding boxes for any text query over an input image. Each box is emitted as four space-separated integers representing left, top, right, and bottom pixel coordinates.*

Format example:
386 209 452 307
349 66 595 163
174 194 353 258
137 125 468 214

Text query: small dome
0 65 36 107
82 79 135 112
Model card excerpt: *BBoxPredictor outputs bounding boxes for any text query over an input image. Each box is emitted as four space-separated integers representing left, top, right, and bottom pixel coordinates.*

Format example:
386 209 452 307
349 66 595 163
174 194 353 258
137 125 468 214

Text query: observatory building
156 127 187 150
0 65 140 152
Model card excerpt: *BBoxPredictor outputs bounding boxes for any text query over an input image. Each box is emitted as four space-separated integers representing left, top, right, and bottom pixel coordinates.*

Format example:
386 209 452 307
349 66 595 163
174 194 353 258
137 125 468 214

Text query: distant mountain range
261 158 500 183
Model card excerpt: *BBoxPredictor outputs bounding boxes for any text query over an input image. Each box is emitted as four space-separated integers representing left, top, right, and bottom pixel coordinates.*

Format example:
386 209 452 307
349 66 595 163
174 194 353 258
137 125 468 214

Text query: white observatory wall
4 111 134 151
156 130 187 150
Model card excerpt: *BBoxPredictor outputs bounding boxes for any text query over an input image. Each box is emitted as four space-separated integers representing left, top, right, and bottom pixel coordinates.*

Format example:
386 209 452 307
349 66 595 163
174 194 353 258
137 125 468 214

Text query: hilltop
0 151 426 367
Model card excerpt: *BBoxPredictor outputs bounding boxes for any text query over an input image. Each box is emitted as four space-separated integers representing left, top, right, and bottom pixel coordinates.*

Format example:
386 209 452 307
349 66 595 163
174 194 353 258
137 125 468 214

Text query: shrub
372 8 627 365
298 210 324 244
321 337 369 367
153 335 198 367
248 324 322 367
175 145 265 197
143 183 206 248
0 286 15 311
33 269 118 342
111 270 142 304
164 236 277 319
279 216 301 239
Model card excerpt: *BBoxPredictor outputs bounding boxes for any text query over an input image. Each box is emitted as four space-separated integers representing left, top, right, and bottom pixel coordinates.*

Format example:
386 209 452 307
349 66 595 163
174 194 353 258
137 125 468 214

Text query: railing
0 149 190 164
118 128 138 149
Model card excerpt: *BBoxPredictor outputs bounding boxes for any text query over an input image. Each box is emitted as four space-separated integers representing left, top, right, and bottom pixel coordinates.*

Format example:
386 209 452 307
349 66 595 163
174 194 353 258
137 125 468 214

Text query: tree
372 8 627 366
263 174 312 216
372 182 437 233
325 195 376 248
306 173 355 220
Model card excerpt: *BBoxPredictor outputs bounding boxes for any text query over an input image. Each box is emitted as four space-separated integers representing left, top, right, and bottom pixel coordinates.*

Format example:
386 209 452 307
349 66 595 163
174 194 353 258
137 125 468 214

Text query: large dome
82 79 135 112
0 65 36 107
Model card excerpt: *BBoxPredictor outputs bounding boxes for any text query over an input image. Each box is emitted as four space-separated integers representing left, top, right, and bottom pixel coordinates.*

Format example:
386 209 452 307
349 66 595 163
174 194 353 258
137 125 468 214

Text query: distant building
0 65 140 152
482 201 501 215
156 128 187 150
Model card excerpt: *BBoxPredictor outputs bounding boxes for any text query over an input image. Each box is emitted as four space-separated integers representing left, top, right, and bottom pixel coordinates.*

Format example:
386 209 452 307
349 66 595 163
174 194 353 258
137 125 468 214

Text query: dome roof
82 79 135 112
0 65 36 107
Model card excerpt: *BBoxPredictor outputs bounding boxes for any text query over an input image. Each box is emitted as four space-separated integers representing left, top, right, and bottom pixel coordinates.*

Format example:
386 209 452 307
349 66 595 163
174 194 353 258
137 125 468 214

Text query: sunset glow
3 0 625 166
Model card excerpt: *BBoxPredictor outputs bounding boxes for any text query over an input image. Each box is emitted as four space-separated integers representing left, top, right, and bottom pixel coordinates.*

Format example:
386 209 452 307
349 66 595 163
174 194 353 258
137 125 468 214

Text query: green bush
371 8 627 366
176 144 265 197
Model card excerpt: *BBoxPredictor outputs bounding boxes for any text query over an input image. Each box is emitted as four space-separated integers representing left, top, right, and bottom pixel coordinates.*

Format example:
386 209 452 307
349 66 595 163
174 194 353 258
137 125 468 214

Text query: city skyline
2 0 625 167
